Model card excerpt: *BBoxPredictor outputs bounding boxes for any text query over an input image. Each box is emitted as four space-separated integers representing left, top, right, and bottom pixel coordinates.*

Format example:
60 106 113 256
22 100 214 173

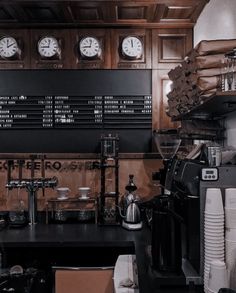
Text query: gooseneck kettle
118 174 143 230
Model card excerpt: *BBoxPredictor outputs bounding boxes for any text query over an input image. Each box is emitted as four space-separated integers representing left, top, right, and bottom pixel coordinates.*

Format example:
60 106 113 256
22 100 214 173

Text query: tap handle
41 156 45 196
29 155 37 179
7 160 14 184
17 159 25 181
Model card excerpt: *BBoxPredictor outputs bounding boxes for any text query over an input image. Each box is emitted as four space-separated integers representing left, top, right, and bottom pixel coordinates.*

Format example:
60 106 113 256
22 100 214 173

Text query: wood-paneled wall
0 27 192 130
0 158 163 211
0 26 192 207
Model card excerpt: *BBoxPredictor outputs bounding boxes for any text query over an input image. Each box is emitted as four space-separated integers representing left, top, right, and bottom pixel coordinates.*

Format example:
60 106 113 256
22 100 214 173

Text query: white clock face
0 36 20 58
121 36 143 59
38 36 60 58
79 37 101 58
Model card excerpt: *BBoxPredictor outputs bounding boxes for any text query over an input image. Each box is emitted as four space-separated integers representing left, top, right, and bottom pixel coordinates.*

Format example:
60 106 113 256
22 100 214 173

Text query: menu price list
0 95 152 129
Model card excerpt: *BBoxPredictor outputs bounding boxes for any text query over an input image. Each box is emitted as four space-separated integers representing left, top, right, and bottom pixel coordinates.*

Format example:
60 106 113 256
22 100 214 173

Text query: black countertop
0 223 203 293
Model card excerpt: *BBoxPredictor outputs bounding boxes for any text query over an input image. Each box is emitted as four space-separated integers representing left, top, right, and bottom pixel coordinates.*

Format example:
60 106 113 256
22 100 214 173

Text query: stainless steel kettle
118 197 141 223
118 174 143 230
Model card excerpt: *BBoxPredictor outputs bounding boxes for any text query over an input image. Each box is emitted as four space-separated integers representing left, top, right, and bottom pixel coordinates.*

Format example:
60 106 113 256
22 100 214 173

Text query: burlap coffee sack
195 54 225 69
199 88 218 101
196 67 222 77
197 76 221 91
195 39 236 56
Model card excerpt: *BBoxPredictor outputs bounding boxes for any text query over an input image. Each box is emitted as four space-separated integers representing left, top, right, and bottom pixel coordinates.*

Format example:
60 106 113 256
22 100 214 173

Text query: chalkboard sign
0 95 151 129
0 70 152 153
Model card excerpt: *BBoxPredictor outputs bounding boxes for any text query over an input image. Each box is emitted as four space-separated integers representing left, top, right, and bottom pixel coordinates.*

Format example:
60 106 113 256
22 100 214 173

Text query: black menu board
0 95 151 129
0 70 152 152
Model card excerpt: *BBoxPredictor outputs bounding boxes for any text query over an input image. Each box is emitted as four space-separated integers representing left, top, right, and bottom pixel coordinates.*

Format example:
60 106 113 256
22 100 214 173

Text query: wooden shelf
47 197 96 203
172 91 236 121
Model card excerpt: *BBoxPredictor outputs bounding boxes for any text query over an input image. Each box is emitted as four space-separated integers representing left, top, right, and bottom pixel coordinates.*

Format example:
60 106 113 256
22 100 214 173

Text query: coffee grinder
152 129 181 195
150 131 203 288
151 130 183 275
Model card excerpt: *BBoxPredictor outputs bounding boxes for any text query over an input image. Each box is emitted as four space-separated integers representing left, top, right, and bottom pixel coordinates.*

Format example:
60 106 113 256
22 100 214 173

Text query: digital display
206 170 214 174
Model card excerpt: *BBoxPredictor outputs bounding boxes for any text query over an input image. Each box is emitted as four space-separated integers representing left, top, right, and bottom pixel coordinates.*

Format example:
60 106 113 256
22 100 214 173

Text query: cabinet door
0 29 30 69
111 28 151 69
152 70 180 130
71 29 111 69
30 29 71 69
152 28 193 69
55 269 114 293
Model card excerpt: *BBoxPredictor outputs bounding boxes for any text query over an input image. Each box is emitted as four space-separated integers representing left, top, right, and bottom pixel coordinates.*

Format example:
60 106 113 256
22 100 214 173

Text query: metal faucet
6 157 58 225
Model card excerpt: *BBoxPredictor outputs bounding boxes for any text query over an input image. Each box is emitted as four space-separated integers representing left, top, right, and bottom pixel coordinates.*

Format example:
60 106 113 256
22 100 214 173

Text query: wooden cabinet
152 69 180 130
0 29 30 69
152 28 193 69
111 28 151 69
30 29 72 69
55 268 114 293
70 29 111 69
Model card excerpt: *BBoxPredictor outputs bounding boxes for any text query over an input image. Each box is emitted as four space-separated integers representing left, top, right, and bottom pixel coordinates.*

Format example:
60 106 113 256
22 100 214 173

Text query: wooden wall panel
65 2 109 23
0 1 209 28
152 69 180 130
70 29 111 69
152 28 193 69
109 2 156 24
0 29 30 69
0 158 162 211
111 28 151 69
30 29 72 69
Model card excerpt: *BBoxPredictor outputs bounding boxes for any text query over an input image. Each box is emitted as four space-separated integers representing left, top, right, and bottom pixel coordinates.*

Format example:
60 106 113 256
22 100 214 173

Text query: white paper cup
204 229 224 235
225 208 236 228
225 188 236 208
205 219 225 224
208 260 228 293
225 228 236 242
205 245 224 250
205 212 224 217
205 188 224 215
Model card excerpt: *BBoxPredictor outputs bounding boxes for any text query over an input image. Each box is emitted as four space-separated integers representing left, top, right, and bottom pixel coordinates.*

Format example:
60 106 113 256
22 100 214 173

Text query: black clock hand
131 39 133 48
7 42 15 48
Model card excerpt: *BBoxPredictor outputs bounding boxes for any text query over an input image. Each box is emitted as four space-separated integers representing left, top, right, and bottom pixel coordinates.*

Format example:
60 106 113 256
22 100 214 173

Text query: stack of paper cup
207 260 228 293
204 188 225 293
225 188 236 290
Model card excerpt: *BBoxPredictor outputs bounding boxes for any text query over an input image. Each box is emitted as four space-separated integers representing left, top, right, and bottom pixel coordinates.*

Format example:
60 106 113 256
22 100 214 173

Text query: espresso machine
150 131 204 287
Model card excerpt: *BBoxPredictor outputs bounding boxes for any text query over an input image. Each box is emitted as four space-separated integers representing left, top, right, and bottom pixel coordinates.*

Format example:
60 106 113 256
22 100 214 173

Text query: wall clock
37 36 61 58
121 36 143 59
0 36 21 59
79 36 101 59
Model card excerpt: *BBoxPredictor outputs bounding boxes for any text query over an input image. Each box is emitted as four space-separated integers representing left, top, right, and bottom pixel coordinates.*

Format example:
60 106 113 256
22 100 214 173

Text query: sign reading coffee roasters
0 95 151 129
